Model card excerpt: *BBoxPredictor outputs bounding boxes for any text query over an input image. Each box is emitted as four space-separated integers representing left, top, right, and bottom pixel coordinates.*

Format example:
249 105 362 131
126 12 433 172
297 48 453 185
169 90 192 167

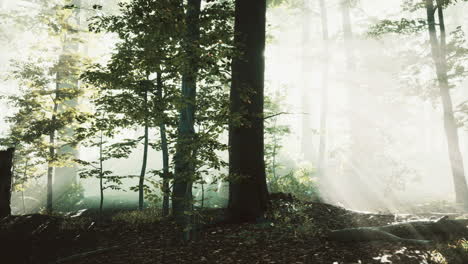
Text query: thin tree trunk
47 84 59 213
22 159 28 214
228 0 269 223
0 148 14 218
341 0 355 70
99 130 104 215
201 181 204 209
341 0 364 200
157 72 170 217
139 89 149 210
173 0 201 231
272 119 278 183
301 0 314 162
317 0 330 179
426 0 468 206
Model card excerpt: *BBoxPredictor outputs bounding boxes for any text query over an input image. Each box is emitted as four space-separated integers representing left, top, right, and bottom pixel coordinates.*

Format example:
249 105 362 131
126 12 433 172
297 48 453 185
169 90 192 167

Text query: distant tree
86 0 233 220
76 111 125 215
228 0 269 222
317 0 330 179
369 0 468 207
86 0 183 210
300 0 314 162
264 93 291 190
4 55 88 213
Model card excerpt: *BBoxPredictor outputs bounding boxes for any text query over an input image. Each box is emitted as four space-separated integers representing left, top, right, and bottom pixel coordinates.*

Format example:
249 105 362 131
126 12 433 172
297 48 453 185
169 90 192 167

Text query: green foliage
263 92 319 200
368 18 427 37
112 208 161 226
269 202 321 240
83 0 234 205
369 0 468 103
272 168 319 201
53 183 85 211
264 93 290 181
267 0 303 8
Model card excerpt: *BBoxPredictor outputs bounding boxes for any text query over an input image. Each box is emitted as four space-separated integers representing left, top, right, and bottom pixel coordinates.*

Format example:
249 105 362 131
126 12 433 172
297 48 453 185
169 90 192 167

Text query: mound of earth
0 194 466 264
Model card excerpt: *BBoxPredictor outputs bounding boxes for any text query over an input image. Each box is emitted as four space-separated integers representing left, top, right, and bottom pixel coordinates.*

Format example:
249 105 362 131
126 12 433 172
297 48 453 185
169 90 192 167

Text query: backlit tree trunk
301 0 314 162
47 85 59 213
54 0 82 195
317 0 330 179
228 0 269 222
425 0 468 206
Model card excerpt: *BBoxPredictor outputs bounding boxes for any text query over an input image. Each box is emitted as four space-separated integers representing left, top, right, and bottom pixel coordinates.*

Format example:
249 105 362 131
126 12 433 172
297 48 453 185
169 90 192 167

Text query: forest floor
2 194 468 264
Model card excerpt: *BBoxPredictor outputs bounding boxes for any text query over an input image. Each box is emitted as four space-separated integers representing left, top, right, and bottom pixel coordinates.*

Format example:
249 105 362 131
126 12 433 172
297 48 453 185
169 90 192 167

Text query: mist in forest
1 0 468 214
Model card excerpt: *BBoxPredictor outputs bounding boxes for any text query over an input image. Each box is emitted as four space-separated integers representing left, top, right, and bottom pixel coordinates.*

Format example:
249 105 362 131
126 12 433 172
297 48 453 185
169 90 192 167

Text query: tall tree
156 72 171 217
54 0 84 200
301 0 314 162
369 0 468 207
172 0 202 225
228 0 269 222
425 0 468 206
317 0 330 179
341 0 355 70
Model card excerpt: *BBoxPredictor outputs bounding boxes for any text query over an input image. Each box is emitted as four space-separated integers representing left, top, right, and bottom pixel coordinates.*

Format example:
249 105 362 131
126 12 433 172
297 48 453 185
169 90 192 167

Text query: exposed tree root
327 216 468 244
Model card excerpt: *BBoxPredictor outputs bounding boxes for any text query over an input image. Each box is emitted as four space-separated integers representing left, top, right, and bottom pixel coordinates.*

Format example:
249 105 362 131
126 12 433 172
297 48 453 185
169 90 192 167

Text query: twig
54 245 121 264
264 112 309 120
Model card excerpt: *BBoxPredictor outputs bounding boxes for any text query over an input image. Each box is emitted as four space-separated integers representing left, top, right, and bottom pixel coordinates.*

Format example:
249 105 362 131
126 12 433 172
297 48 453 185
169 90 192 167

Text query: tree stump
0 148 14 218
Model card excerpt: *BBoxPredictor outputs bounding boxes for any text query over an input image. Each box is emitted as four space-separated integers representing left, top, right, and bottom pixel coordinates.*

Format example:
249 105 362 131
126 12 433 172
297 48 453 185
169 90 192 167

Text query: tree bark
99 130 104 215
139 88 149 210
173 0 202 226
157 72 170 217
425 0 468 206
0 148 14 218
317 0 330 179
228 0 269 222
47 85 59 213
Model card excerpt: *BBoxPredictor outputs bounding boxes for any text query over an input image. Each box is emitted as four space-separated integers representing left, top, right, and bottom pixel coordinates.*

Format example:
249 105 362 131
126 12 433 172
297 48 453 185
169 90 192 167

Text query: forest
1 0 468 263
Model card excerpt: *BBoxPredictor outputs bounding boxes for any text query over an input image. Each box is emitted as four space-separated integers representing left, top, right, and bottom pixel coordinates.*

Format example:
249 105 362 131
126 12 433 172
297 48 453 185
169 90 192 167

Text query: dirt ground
1 195 467 264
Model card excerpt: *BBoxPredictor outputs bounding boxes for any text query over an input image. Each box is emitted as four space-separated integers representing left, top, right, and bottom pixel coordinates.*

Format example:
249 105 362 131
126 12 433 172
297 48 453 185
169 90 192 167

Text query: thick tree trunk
156 72 170 217
0 148 14 218
54 0 82 195
317 0 330 179
228 0 269 222
139 89 149 210
425 0 468 206
173 0 201 226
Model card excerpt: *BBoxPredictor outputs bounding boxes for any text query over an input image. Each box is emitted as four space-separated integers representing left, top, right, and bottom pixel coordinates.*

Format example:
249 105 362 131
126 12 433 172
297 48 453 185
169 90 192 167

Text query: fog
1 0 468 214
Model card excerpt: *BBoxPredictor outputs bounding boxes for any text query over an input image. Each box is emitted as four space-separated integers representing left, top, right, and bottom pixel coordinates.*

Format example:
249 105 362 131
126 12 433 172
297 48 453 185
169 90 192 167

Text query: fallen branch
54 245 121 264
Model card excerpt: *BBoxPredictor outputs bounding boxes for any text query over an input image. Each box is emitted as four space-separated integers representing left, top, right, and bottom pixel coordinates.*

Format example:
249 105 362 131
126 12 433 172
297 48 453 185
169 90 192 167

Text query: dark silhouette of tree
0 148 14 218
228 0 269 222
